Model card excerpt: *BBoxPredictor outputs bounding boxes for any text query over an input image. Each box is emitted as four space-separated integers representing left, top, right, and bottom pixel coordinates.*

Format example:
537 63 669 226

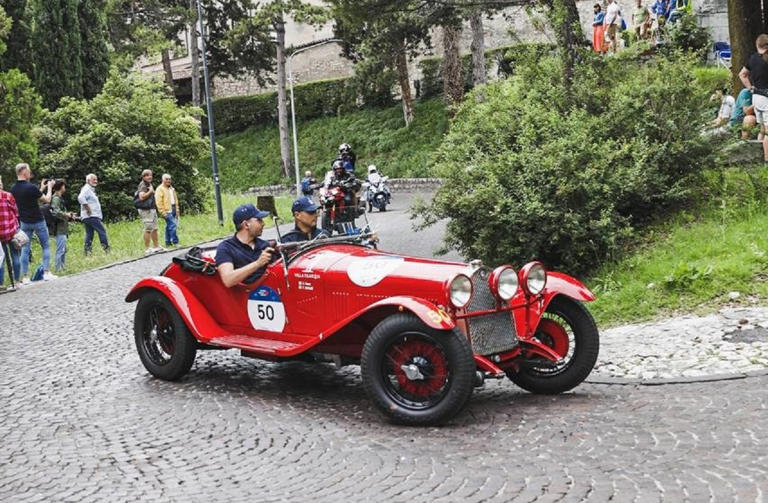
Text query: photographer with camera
135 169 162 255
10 163 56 283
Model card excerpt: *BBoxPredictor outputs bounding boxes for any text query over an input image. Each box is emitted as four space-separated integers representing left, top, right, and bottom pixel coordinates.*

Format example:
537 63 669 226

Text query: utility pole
195 0 223 226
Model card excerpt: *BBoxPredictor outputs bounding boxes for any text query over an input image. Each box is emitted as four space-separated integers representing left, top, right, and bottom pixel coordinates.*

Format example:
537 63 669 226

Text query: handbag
11 228 29 250
133 191 155 210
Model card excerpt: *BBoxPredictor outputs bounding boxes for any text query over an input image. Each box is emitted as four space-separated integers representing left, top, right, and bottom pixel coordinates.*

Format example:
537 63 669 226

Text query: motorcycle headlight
520 261 547 296
448 274 472 308
489 266 518 301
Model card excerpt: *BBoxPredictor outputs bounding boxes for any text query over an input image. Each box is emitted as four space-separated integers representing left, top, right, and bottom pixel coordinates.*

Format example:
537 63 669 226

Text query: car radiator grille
466 268 519 356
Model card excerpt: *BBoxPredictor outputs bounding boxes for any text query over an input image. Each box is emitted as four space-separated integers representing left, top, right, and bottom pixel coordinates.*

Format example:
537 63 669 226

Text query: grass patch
3 193 290 285
199 98 449 192
589 164 768 327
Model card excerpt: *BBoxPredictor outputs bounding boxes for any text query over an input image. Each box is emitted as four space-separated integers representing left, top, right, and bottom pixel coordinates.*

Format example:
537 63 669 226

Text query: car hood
288 244 469 305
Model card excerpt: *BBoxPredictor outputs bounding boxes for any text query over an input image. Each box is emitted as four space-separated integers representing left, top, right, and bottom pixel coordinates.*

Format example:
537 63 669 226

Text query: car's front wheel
361 314 475 425
134 291 197 381
506 296 599 394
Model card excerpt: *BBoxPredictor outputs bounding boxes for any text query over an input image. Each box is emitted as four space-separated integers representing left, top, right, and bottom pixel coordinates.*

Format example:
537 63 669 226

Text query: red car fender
125 276 227 342
321 295 455 341
512 272 595 338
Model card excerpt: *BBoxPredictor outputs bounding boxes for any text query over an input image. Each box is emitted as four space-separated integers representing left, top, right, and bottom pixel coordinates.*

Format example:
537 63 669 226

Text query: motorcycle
363 175 390 212
318 179 363 235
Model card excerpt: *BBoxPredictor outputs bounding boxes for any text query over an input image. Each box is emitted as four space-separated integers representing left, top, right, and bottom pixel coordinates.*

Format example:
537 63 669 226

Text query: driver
281 196 328 243
215 203 275 287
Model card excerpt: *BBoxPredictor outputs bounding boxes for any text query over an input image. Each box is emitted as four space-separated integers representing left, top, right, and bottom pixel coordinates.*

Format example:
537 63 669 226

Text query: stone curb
245 178 444 196
586 368 768 386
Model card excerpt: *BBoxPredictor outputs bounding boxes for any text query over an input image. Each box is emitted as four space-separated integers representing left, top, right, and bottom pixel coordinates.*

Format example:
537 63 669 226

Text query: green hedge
417 43 555 99
210 77 367 135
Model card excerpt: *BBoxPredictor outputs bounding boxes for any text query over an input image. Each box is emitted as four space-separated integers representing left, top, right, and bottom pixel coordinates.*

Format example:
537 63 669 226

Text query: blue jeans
164 207 178 246
82 217 109 254
55 234 67 271
1 241 21 286
20 220 51 277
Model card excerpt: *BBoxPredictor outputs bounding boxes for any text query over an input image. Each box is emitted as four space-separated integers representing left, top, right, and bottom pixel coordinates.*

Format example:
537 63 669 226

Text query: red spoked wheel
535 318 570 359
385 335 450 409
361 314 475 425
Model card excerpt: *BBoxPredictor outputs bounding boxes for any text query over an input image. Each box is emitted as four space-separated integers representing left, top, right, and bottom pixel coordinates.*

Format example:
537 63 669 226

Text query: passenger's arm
217 248 274 288
739 67 752 90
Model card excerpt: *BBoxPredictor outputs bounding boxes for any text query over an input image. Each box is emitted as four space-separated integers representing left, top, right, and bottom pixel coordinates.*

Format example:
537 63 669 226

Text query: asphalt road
1 192 766 502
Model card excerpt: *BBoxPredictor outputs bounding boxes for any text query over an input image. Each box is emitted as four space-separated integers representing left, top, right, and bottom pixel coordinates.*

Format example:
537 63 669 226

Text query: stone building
141 0 729 102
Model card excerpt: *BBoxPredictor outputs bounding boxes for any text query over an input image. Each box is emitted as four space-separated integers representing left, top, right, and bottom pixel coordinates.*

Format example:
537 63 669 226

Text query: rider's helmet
368 164 377 173
338 143 352 154
332 160 345 173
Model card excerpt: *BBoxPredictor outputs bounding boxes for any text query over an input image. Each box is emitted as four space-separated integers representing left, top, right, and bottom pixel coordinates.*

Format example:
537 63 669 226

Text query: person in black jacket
739 33 768 163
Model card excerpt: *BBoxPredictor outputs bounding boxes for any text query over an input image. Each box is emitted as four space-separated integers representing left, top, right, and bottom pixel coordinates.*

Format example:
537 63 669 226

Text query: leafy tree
79 0 110 99
0 0 33 76
36 71 209 220
727 0 767 91
29 0 83 109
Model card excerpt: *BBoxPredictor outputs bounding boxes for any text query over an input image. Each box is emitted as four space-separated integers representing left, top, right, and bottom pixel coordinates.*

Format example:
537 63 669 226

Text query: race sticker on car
347 256 404 287
247 286 286 332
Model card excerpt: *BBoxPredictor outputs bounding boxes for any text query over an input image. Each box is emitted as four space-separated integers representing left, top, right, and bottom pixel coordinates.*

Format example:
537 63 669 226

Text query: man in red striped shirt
0 175 21 288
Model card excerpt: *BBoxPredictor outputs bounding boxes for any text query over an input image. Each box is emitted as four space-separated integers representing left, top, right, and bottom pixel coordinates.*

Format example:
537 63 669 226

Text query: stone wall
245 178 444 197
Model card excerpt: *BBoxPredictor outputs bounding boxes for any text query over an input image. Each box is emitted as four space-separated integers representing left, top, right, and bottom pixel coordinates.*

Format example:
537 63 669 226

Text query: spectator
650 0 667 42
136 169 161 255
0 175 21 288
301 170 319 196
50 179 76 272
739 34 768 163
604 0 623 53
710 88 735 128
593 4 606 53
10 163 56 283
633 0 651 41
78 173 110 255
729 88 757 139
155 173 180 248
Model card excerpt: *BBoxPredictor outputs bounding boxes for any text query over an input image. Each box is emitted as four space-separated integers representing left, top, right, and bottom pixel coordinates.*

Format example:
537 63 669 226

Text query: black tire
367 201 372 212
361 313 475 425
134 291 197 381
506 296 599 394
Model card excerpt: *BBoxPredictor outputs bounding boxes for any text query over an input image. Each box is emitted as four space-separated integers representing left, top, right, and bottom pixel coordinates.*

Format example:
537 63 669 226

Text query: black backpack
40 203 57 235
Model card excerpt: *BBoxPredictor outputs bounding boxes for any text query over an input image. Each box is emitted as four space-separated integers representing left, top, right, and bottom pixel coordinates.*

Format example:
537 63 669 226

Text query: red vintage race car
126 230 599 425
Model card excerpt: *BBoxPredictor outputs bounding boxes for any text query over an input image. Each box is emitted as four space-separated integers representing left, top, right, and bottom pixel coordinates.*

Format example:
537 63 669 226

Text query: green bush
662 12 712 60
211 77 375 135
692 66 731 94
418 53 715 275
36 71 209 221
0 69 41 182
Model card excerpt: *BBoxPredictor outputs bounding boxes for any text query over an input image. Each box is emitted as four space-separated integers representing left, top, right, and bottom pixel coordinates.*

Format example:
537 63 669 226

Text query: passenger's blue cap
233 203 269 227
291 196 319 214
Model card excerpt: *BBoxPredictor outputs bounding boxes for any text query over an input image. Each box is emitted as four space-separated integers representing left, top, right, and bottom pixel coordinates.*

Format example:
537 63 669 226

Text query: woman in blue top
592 4 606 53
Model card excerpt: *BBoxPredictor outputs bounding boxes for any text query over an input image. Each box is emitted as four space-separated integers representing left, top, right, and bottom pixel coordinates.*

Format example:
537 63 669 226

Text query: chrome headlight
489 266 518 301
448 274 473 308
520 261 547 296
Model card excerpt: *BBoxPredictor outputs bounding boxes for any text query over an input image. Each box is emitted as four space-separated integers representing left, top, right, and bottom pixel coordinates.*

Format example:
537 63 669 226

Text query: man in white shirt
77 173 110 255
604 0 622 53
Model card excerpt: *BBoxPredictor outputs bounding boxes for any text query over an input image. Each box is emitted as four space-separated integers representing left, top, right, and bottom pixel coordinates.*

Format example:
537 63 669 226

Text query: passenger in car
281 196 328 244
216 203 275 287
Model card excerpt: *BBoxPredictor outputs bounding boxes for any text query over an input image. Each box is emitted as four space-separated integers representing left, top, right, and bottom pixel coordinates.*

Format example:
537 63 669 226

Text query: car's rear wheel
361 314 475 425
134 291 197 381
506 296 599 394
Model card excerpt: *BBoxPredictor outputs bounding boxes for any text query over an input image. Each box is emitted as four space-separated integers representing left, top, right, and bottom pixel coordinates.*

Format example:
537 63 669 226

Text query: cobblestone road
1 195 767 501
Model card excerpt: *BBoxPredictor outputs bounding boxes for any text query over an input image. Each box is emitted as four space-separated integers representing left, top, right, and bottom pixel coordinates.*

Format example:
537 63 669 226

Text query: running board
207 334 303 356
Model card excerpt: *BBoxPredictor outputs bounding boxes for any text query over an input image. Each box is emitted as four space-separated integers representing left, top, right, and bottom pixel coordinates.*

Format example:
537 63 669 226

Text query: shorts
607 24 618 39
753 94 768 126
138 209 158 232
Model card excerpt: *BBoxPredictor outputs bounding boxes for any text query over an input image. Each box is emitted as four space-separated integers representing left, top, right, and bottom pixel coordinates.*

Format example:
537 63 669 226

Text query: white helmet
368 164 377 173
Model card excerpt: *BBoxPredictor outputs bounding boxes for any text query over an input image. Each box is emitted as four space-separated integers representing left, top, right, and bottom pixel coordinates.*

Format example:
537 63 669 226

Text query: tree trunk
394 42 414 127
469 11 486 86
442 24 464 107
275 15 292 179
161 47 175 94
189 0 201 109
545 0 583 87
728 0 764 92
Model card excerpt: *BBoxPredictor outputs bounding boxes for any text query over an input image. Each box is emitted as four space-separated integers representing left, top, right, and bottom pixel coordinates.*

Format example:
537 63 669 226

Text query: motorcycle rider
333 143 356 172
326 160 362 224
281 196 328 244
366 164 391 204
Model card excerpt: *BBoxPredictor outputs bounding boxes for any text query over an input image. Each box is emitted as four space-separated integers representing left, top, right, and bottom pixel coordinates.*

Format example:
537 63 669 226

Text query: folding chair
714 42 731 68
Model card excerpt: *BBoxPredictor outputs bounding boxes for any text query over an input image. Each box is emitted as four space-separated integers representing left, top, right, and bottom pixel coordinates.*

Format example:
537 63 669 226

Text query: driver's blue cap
291 196 319 214
233 203 269 227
